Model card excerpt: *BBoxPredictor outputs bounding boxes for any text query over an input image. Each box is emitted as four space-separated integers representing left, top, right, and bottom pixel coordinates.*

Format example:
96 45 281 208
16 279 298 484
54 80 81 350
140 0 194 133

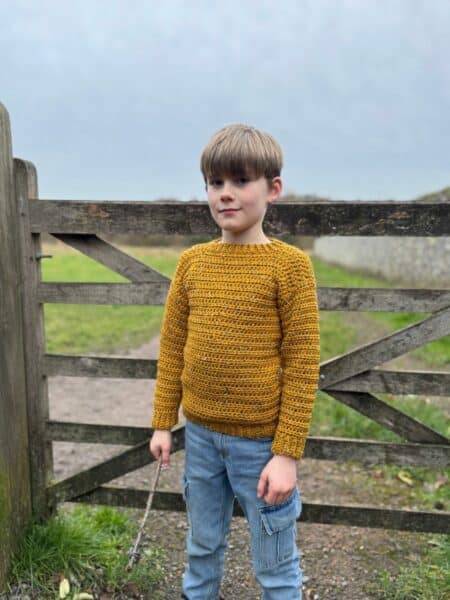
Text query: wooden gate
2 104 450 553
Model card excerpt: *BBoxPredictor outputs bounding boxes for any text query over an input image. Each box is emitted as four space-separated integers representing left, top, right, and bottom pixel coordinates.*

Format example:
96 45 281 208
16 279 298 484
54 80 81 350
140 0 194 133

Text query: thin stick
126 455 163 571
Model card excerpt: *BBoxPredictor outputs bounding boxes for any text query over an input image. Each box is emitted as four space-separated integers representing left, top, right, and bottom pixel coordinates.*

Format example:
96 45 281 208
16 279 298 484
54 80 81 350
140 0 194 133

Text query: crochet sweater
151 236 321 460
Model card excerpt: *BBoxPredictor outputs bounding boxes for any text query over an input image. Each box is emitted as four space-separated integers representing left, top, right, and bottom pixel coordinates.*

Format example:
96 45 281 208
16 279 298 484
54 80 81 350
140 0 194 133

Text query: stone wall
313 236 450 287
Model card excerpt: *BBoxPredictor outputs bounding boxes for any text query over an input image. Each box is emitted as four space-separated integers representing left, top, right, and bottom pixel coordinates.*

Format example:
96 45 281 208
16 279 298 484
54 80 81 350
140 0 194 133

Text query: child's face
206 173 282 238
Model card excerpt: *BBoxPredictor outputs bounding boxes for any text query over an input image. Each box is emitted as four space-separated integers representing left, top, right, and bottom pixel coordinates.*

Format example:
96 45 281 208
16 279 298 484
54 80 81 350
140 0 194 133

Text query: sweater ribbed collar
207 236 281 254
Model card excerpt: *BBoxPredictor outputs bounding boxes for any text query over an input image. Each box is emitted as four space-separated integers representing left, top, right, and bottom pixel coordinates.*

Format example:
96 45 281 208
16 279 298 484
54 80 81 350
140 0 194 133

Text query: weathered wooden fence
1 102 449 588
0 105 33 588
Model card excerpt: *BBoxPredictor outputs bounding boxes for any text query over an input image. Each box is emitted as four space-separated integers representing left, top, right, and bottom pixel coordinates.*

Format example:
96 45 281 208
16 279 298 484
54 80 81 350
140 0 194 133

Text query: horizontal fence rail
42 355 450 396
29 200 450 236
69 486 449 534
46 421 450 468
36 283 450 310
38 282 168 305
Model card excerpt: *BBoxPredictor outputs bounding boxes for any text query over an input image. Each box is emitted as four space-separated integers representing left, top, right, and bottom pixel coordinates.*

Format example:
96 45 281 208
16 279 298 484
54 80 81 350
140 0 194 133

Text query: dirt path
49 314 445 599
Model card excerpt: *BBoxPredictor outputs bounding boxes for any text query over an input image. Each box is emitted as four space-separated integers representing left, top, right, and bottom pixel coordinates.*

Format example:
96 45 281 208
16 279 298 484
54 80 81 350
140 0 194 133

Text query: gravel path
49 332 438 599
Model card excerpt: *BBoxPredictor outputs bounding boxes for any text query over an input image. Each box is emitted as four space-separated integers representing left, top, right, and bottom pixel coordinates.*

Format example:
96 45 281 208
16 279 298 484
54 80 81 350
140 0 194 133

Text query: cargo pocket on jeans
257 488 300 569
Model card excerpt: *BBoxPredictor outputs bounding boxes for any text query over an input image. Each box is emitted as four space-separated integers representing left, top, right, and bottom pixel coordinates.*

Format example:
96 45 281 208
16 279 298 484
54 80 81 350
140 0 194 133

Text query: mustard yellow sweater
151 236 321 460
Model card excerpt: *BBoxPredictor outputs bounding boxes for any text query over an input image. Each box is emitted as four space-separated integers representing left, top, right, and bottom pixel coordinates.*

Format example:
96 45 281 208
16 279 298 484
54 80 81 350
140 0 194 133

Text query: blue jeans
181 419 303 599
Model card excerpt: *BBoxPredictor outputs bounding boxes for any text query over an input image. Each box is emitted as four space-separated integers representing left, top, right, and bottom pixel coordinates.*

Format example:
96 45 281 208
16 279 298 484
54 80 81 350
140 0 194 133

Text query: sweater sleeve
151 250 190 430
272 252 320 460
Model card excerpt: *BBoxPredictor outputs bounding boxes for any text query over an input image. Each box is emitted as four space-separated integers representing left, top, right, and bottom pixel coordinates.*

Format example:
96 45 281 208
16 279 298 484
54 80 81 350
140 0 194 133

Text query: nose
220 181 235 201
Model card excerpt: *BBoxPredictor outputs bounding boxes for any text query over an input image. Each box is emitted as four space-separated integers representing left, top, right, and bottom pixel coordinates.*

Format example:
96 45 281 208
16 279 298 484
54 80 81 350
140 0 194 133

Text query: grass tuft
6 505 164 599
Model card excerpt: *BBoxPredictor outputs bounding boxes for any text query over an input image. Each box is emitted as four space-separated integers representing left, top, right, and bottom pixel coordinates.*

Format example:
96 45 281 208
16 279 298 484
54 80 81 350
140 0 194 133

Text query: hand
256 454 297 505
149 429 172 468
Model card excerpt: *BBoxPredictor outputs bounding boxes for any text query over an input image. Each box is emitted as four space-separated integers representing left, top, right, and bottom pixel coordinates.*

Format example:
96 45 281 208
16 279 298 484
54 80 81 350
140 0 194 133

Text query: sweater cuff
271 430 307 461
151 408 179 431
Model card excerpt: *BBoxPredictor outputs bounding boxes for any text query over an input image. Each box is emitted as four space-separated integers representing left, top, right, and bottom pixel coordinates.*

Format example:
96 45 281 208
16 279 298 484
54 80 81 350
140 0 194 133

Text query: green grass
311 391 449 442
42 250 174 354
300 256 449 446
313 256 449 368
366 535 450 599
6 505 164 599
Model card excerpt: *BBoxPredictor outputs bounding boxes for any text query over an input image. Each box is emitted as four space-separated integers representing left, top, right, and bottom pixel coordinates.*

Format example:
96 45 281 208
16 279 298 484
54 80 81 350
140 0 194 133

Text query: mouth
219 208 241 213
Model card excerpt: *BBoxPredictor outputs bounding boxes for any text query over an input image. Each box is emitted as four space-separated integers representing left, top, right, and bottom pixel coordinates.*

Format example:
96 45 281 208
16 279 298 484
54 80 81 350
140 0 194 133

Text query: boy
150 124 321 599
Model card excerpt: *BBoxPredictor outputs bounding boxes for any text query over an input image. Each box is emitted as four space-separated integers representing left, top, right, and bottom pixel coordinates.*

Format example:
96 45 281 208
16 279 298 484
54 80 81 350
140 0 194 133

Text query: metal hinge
35 253 53 260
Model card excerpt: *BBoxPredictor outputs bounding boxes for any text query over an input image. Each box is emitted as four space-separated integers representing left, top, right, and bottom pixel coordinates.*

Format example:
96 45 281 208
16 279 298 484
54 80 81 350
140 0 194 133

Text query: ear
268 177 282 203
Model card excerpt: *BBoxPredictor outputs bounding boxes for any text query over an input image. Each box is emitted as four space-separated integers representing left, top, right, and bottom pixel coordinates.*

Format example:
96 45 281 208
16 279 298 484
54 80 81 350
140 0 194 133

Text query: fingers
257 472 294 504
261 488 294 505
151 444 170 467
149 431 172 468
260 490 290 505
256 472 268 498
161 445 171 468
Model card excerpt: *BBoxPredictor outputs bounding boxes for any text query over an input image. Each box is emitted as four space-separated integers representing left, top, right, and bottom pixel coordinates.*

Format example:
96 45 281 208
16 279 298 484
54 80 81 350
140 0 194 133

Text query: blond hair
200 124 283 183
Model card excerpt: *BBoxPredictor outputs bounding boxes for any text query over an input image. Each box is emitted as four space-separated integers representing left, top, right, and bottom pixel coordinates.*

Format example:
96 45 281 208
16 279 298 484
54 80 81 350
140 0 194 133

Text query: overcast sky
1 0 449 201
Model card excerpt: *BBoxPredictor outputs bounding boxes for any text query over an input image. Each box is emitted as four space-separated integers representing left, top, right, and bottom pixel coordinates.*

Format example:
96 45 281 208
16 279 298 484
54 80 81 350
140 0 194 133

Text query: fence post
0 105 32 588
14 158 54 519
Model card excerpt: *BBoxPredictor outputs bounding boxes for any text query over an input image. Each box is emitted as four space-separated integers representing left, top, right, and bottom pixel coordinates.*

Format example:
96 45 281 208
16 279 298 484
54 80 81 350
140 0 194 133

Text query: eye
236 177 249 185
209 179 223 187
